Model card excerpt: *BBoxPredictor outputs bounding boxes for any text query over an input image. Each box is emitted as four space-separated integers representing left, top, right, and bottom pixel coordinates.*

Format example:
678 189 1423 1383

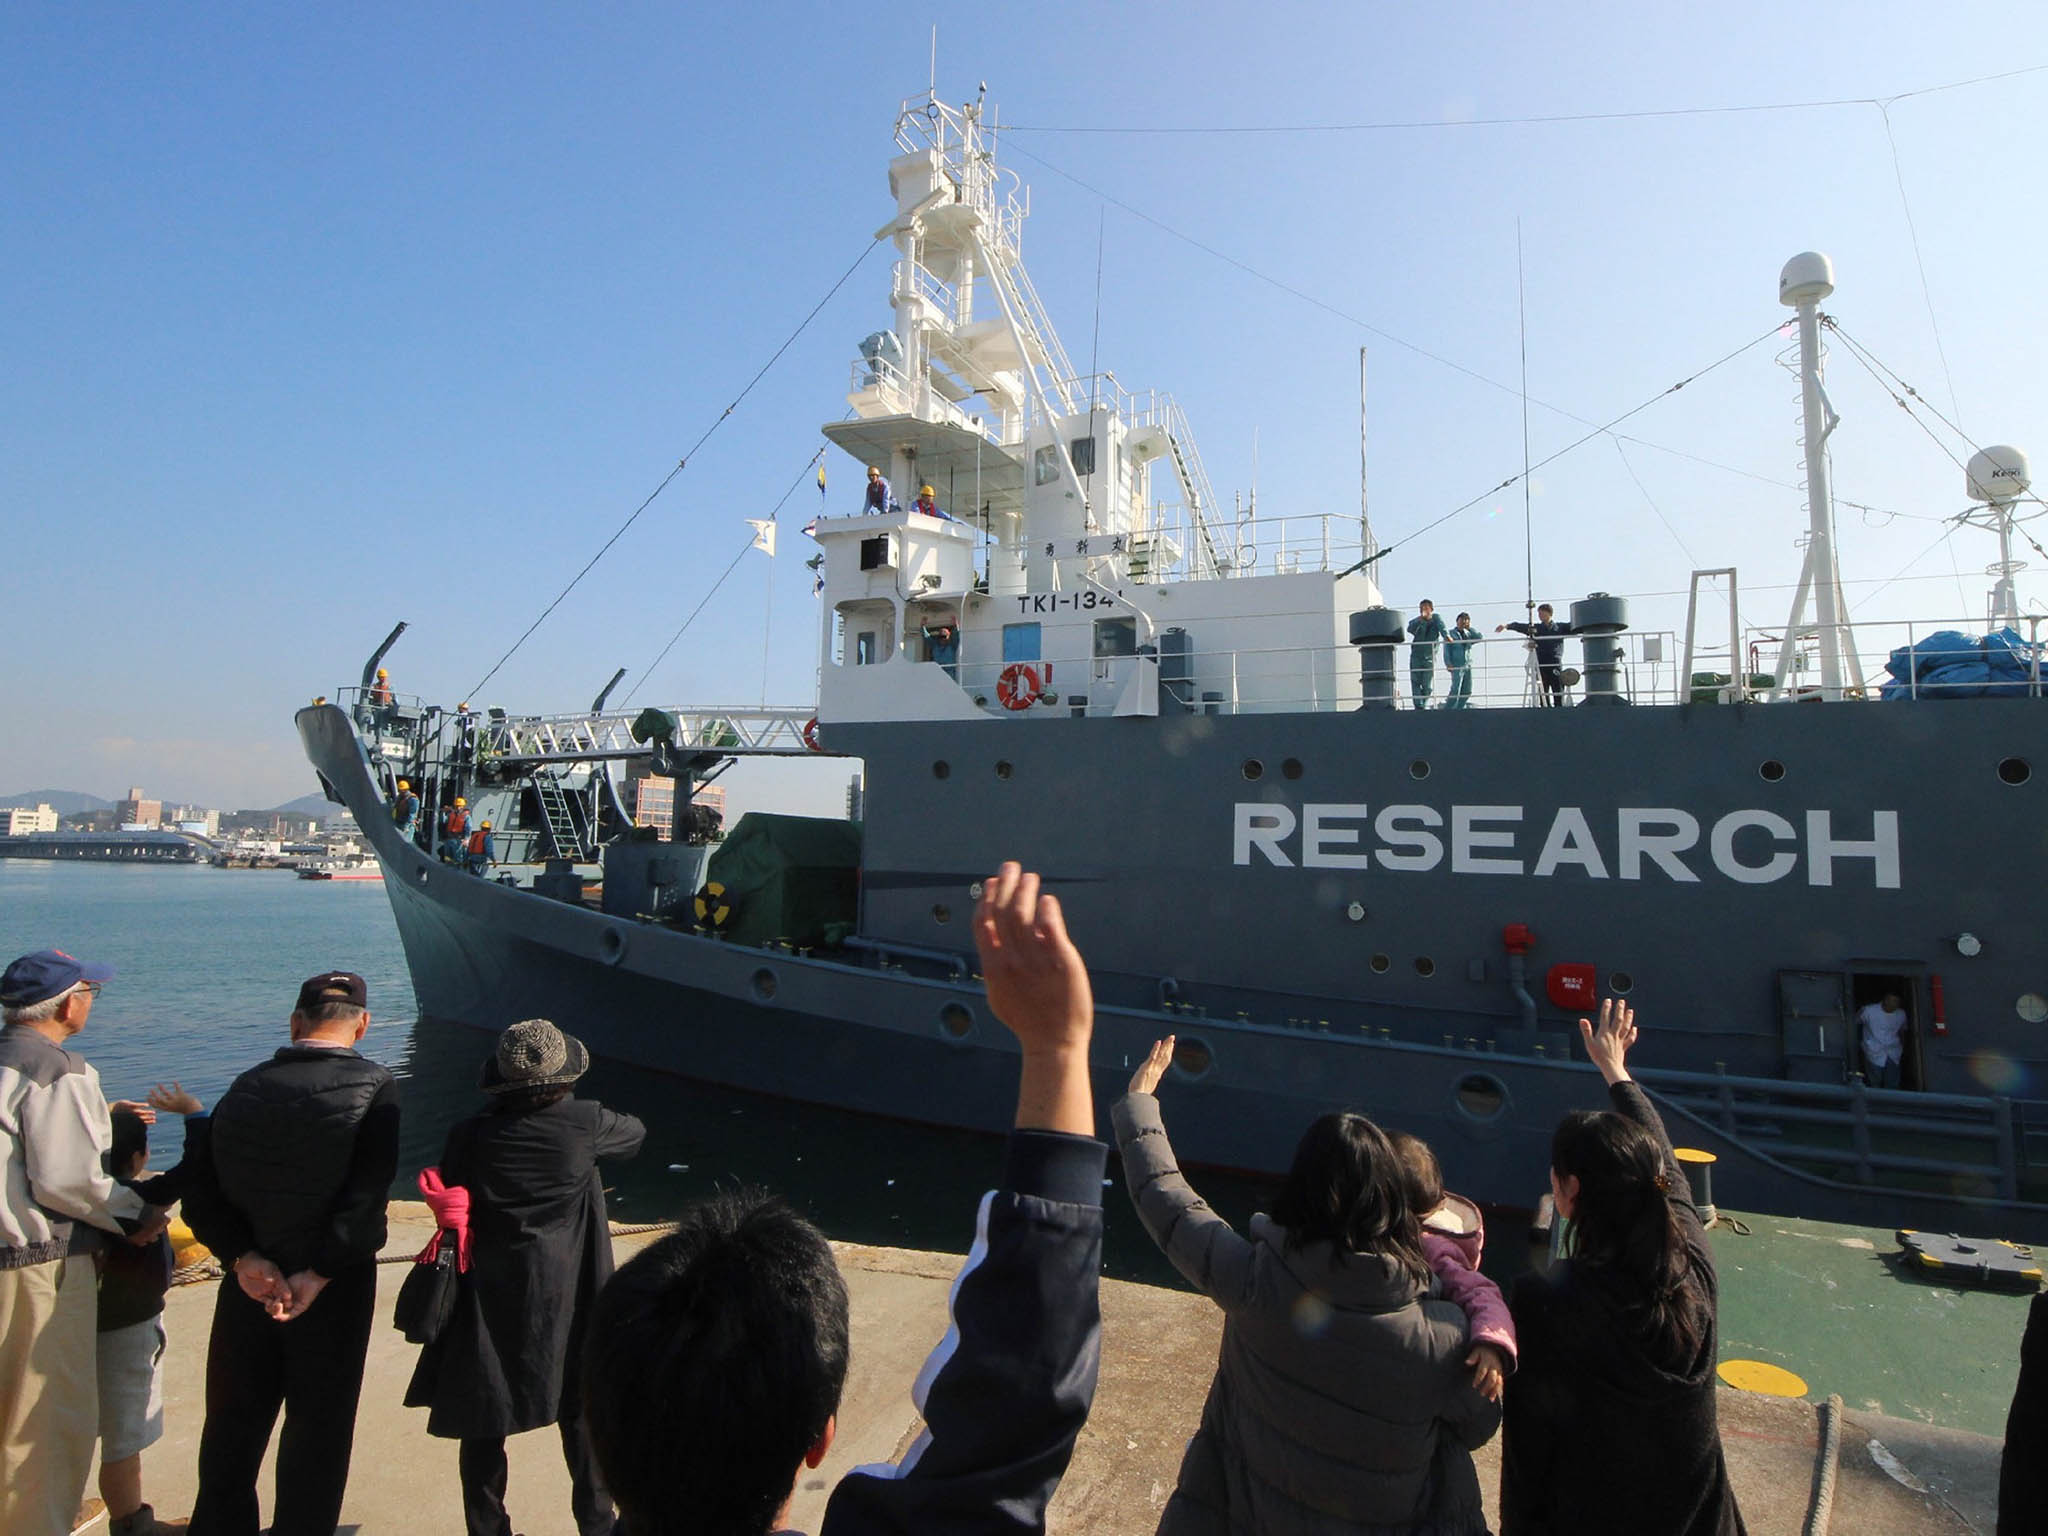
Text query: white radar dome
1967 445 2031 505
1779 252 1835 307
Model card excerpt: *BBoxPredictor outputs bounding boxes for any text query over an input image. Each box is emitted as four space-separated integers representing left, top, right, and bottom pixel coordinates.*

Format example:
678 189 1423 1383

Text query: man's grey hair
295 1001 369 1028
3 984 77 1027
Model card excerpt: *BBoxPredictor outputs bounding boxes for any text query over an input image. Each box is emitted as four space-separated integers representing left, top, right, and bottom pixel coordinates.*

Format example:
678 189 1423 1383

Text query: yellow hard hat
920 485 934 497
376 668 388 678
397 779 409 790
480 820 492 830
455 797 467 807
866 464 881 475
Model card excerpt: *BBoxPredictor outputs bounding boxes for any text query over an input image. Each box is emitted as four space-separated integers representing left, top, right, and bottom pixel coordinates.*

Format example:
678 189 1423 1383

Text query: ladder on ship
533 774 586 861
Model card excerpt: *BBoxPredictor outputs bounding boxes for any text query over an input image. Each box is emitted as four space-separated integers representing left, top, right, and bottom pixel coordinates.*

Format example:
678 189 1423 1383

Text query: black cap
295 971 367 1013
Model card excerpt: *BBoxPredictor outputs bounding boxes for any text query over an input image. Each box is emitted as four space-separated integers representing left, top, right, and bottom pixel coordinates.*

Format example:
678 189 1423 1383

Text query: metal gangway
483 705 822 766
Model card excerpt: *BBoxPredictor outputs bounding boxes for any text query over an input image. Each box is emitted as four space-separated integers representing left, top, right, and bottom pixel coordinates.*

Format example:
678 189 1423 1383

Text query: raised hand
1129 1036 1176 1097
146 1081 205 1116
975 862 1095 1136
1579 998 1638 1086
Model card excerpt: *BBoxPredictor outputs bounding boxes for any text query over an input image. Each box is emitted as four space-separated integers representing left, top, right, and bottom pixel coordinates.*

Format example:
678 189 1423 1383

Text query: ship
300 90 2048 1237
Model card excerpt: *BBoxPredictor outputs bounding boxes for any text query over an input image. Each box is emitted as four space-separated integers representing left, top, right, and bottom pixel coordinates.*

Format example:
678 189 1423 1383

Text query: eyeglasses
79 982 104 999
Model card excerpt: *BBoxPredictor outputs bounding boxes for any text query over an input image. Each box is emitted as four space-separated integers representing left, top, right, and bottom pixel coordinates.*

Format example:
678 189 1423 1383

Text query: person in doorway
1497 604 1578 707
1407 600 1449 709
0 949 159 1536
922 617 960 679
465 822 496 878
391 779 420 841
862 465 894 515
1444 613 1483 709
440 798 470 863
1859 991 1908 1090
406 1020 645 1536
179 970 402 1536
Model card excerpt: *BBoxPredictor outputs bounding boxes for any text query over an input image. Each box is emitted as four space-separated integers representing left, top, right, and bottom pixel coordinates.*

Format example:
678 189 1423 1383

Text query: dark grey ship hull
301 699 2048 1237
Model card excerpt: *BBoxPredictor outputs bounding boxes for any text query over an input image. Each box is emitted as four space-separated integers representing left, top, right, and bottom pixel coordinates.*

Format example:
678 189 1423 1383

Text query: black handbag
393 1229 461 1344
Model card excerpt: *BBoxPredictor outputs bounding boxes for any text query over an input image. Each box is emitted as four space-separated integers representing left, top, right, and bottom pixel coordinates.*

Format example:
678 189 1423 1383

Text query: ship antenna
1517 219 1534 621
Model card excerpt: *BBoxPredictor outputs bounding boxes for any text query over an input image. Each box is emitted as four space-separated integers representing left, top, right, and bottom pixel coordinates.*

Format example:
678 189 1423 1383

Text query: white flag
748 519 777 557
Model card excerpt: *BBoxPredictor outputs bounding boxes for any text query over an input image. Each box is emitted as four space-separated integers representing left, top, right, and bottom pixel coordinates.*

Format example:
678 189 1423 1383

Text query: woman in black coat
1500 1000 1745 1536
405 1019 646 1536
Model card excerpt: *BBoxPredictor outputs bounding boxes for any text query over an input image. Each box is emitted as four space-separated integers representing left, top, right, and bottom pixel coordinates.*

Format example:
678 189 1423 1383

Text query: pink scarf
416 1167 472 1272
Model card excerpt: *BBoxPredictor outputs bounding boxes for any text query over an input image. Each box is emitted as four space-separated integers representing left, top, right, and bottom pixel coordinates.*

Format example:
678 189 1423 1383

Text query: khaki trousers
0 1255 98 1536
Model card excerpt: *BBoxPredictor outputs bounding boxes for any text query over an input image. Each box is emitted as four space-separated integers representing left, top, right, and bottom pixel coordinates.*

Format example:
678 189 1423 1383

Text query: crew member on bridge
465 822 496 877
391 780 419 840
1406 600 1448 709
1498 604 1577 707
369 669 393 708
913 484 957 522
863 465 895 515
1444 613 1483 709
439 799 469 864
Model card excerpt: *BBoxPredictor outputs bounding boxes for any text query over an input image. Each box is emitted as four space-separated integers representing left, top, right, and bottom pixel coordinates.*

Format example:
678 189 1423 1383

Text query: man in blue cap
0 949 160 1536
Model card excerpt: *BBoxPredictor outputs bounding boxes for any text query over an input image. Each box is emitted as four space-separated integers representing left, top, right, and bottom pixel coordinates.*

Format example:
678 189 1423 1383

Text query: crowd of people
3 877 2039 1535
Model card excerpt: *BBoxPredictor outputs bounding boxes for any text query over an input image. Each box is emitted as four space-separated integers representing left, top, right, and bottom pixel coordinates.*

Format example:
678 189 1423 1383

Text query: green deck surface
1710 1209 2035 1436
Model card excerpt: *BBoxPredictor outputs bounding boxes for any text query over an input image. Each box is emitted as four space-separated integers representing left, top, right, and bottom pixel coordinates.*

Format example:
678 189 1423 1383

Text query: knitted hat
480 1018 590 1094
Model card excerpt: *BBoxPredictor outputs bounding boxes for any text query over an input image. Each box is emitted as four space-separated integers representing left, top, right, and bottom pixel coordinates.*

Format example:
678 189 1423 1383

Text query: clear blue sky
8 4 2045 814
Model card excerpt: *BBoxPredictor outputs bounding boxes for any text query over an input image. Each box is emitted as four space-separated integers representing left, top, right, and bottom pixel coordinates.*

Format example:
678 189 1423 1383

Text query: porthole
939 1002 974 1038
598 927 627 965
1173 1037 1214 1077
1414 957 1436 978
1759 760 1786 783
1241 759 1264 781
932 761 950 780
2019 993 2048 1024
1610 970 1635 995
1370 953 1391 974
994 760 1013 781
1281 758 1304 780
1455 1073 1508 1121
1999 757 2031 786
931 903 952 925
750 967 777 1002
1409 759 1430 781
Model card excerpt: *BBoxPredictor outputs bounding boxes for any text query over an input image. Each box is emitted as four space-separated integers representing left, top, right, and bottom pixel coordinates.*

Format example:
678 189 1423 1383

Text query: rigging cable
465 239 879 700
1876 102 1963 425
629 448 827 704
1001 62 2048 135
1344 323 1786 571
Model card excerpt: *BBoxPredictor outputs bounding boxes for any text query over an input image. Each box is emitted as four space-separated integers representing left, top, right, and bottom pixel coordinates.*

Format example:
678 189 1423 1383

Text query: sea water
0 858 1275 1281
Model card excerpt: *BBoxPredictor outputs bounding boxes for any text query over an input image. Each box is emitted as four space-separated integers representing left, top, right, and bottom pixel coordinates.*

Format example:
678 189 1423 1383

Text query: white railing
1737 615 2046 701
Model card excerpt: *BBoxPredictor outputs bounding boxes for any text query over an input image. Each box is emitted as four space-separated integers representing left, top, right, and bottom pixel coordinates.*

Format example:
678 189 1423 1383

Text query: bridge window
1034 445 1061 486
1069 435 1097 476
1093 617 1137 658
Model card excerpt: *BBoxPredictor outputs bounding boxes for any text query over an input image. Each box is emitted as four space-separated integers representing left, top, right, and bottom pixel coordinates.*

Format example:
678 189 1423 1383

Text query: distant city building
114 787 162 829
165 805 220 837
846 773 864 822
218 809 319 840
1 804 59 835
631 774 676 840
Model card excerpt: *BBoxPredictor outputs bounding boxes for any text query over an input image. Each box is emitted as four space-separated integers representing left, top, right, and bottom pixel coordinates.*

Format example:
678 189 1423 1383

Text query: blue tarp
1879 626 2042 700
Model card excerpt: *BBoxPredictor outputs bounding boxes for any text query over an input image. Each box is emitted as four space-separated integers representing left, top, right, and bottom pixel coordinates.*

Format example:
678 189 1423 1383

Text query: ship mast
1768 252 1865 700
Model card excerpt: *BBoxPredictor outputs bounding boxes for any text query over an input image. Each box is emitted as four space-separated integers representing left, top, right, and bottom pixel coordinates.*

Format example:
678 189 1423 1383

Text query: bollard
1674 1147 1718 1225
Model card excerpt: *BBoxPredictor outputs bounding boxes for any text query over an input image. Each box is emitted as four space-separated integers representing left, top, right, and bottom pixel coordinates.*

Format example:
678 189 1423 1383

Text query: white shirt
1858 1002 1907 1066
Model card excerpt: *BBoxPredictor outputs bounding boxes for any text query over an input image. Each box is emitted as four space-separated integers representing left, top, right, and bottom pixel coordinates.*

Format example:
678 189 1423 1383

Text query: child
98 1084 205 1536
1391 1129 1517 1401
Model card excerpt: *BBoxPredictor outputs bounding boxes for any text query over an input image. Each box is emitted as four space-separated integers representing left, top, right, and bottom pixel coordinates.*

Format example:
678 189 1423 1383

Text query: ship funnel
1571 593 1630 706
1348 607 1405 711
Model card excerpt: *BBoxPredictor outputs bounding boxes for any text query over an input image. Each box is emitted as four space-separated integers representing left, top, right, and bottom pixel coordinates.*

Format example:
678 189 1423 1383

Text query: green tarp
705 812 861 947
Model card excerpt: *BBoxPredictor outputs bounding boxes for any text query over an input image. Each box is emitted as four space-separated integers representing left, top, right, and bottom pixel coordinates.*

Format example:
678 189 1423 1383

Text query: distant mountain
270 792 340 817
0 790 112 815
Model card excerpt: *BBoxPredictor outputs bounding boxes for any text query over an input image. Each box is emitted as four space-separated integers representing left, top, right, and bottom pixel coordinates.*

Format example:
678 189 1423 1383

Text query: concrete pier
112 1204 2006 1534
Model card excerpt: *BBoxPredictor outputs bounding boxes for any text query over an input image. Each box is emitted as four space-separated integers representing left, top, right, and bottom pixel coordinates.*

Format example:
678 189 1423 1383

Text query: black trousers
2002 1291 2048 1534
189 1263 376 1536
458 1414 617 1536
1537 662 1567 705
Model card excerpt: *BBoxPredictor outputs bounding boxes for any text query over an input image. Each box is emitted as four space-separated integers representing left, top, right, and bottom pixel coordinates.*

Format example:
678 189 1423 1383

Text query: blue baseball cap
1 949 115 1009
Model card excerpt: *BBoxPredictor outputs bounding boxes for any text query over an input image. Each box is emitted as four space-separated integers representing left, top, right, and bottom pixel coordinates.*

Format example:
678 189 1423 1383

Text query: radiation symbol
694 881 732 930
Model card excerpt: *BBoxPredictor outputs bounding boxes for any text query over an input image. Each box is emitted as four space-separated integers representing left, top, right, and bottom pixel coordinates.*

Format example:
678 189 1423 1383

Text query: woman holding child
1116 1036 1503 1535
1500 1000 1745 1535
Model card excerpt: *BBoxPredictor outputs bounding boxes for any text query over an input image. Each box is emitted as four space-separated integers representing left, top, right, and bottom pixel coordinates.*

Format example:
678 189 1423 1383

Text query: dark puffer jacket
184 1045 400 1275
1114 1093 1500 1536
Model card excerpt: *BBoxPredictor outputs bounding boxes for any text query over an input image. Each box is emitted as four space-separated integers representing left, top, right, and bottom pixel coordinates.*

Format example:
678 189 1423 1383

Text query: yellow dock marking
1718 1359 1809 1397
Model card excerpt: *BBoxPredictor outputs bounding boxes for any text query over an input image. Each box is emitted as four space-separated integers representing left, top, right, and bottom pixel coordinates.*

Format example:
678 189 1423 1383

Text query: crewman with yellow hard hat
912 484 957 522
391 778 420 839
863 464 896 515
464 820 496 877
439 797 470 863
368 668 393 707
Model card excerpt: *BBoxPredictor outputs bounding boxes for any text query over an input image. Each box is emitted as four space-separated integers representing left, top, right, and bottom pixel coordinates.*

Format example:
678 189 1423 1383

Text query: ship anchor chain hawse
298 88 2048 1239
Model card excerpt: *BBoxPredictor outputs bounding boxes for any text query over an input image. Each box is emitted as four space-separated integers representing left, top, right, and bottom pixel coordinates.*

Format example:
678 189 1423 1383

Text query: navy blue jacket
816 1128 1105 1534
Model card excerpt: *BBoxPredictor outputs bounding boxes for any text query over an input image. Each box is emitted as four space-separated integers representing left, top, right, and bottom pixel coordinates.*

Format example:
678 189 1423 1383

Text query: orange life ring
802 716 822 752
997 663 1043 711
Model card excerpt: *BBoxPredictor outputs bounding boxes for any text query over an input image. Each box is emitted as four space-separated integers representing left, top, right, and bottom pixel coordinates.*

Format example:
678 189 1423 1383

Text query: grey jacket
1114 1092 1500 1536
0 1025 144 1268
